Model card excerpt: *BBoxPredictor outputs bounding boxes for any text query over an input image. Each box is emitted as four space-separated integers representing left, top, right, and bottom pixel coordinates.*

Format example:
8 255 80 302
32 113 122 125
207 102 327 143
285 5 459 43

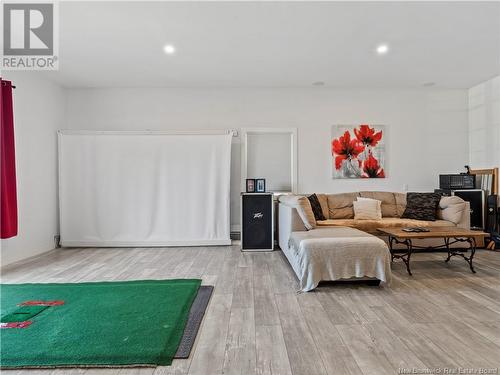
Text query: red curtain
1 78 17 239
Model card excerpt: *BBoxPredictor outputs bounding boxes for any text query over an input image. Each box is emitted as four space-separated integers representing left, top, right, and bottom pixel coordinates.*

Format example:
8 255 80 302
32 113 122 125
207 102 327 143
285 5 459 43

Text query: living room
1 1 499 374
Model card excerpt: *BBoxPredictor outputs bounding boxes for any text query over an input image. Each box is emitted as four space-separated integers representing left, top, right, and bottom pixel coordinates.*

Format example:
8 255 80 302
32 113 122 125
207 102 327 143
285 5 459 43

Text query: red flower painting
362 151 385 178
331 124 386 178
354 125 383 147
331 131 365 170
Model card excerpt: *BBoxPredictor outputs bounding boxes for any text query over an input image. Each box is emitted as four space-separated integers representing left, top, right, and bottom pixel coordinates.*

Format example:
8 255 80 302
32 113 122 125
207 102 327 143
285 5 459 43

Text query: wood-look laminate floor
2 246 500 375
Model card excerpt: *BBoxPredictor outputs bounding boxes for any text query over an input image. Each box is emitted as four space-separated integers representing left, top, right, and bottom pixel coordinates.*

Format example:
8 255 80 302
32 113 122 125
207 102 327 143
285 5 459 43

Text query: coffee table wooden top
377 227 489 239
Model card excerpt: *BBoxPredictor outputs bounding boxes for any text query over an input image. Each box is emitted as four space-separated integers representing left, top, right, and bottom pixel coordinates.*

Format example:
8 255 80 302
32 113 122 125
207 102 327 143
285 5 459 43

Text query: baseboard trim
60 240 232 247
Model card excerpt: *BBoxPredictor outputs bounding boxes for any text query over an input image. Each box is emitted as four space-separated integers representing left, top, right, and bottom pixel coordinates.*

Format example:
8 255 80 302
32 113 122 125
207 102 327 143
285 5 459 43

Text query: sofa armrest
456 201 470 229
437 196 470 229
278 203 306 252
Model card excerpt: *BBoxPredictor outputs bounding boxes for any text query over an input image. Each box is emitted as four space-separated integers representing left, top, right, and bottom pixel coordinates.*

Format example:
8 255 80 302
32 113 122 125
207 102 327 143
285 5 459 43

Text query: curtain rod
58 129 238 137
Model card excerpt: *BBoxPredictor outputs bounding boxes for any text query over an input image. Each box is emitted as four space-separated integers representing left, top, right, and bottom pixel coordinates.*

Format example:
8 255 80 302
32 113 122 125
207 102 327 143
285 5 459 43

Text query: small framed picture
246 179 255 193
256 178 266 193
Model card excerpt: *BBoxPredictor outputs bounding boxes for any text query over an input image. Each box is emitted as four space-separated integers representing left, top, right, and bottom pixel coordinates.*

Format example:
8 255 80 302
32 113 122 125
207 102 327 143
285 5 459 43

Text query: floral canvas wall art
331 124 386 179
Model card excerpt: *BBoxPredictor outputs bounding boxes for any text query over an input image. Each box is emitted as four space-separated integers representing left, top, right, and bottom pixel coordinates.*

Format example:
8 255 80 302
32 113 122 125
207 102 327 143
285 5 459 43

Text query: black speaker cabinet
486 194 498 233
241 193 274 251
452 189 485 230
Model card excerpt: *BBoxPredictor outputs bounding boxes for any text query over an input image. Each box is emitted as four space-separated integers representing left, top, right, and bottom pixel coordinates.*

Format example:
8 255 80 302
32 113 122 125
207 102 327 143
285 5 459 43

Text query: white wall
66 88 469 229
247 132 292 192
1 72 66 266
468 75 500 168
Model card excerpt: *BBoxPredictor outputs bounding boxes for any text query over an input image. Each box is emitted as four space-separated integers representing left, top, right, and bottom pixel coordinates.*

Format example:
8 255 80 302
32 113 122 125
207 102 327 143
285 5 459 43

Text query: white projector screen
58 131 232 247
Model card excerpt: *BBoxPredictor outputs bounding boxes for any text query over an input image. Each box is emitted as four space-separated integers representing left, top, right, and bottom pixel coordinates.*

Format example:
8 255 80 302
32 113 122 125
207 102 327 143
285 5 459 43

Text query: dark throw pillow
401 192 441 221
308 194 326 221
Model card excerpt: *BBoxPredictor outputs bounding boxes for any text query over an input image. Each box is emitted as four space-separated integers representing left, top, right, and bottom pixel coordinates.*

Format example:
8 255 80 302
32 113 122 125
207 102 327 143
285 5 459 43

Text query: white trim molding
240 127 298 194
60 240 232 247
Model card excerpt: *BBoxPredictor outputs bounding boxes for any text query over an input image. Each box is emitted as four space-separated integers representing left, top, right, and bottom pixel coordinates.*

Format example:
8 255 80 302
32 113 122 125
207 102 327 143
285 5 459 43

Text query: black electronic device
439 174 476 190
452 190 485 230
241 193 274 251
486 194 499 233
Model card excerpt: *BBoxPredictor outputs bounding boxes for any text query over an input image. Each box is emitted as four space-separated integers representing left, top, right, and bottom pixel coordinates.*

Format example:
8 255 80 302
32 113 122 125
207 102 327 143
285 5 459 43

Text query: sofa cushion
437 196 467 224
401 192 441 221
394 192 407 217
353 199 382 220
316 217 454 235
315 194 330 220
359 191 398 217
327 192 360 219
279 195 316 230
307 194 326 220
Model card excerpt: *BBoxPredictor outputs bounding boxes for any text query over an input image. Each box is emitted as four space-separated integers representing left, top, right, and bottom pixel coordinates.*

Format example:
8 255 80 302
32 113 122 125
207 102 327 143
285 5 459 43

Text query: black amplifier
439 174 475 190
241 193 274 251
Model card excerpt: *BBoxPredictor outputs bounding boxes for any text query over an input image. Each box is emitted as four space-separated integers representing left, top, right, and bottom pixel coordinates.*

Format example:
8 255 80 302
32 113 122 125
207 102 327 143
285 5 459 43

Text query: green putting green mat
0 279 201 368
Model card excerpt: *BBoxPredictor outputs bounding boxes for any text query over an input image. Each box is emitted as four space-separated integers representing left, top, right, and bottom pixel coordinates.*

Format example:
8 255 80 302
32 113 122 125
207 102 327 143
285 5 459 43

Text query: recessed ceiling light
376 44 389 55
313 81 325 86
163 44 176 55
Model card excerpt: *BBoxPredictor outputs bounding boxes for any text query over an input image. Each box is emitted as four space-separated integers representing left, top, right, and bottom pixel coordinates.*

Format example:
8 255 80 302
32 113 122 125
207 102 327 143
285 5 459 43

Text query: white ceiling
44 1 500 88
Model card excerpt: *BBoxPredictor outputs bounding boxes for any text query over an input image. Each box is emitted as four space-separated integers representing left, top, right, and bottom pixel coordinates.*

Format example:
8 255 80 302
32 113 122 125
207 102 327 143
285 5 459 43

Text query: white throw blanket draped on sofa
58 131 232 247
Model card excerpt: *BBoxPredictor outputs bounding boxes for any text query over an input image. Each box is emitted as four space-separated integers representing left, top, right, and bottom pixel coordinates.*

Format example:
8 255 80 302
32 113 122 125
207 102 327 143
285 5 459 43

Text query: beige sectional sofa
278 191 471 251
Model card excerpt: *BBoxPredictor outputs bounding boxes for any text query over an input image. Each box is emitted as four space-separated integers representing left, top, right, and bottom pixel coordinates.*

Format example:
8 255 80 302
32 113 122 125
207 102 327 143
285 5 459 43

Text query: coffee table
378 227 489 275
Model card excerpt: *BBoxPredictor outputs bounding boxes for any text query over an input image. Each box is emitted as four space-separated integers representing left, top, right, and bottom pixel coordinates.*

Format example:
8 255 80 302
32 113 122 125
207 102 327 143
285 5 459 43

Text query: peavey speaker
241 193 274 251
486 194 499 233
452 189 485 230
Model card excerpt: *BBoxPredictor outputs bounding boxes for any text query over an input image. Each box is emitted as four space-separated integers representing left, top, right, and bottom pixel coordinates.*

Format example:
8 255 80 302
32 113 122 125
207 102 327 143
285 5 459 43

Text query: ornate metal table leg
389 236 395 262
388 237 413 275
466 237 476 273
445 237 477 273
403 239 413 276
445 237 452 262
